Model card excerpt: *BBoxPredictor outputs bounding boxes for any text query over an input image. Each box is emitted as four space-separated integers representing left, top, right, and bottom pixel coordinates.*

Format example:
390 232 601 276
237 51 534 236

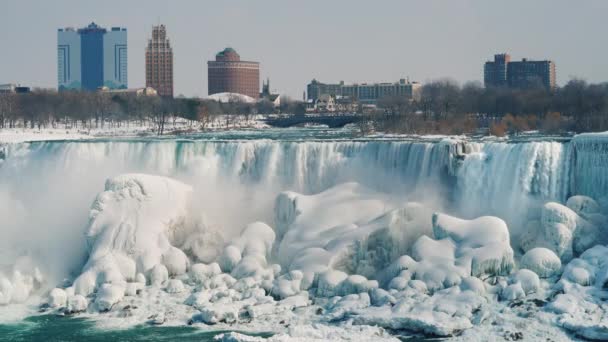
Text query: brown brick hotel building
208 47 260 99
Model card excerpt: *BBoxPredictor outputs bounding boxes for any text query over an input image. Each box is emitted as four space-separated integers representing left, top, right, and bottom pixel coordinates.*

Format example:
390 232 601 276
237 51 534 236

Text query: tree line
0 90 304 134
371 79 608 135
1 79 608 136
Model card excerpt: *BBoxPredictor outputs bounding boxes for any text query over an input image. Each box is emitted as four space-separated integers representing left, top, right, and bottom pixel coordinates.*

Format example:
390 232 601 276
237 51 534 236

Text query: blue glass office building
58 23 127 90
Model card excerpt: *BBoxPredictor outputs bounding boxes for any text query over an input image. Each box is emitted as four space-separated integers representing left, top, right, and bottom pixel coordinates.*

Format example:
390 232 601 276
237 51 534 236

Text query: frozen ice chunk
48 288 67 308
66 295 88 314
501 283 525 301
95 283 125 311
520 248 561 278
162 247 189 276
271 270 303 299
218 245 241 273
509 269 540 295
316 270 348 297
76 174 195 298
432 213 514 278
190 263 222 284
166 279 185 293
459 277 486 295
567 195 600 216
150 264 169 286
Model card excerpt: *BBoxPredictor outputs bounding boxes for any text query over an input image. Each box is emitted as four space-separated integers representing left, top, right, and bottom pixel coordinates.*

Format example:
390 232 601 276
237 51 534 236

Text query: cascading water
2 137 606 229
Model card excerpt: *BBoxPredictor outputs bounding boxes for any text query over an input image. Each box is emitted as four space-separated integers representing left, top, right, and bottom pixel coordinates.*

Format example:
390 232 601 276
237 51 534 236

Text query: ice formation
2 133 608 340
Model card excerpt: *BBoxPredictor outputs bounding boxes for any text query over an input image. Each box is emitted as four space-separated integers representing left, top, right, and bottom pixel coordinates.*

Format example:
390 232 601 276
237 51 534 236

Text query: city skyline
2 0 607 98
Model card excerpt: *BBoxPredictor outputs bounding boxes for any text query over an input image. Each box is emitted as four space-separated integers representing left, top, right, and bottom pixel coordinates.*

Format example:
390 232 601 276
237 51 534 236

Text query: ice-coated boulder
560 245 608 288
520 248 561 278
524 200 605 261
150 264 169 286
95 283 124 311
162 247 189 276
190 263 222 284
432 213 514 278
66 295 88 314
274 183 402 275
509 269 540 295
48 288 67 308
353 286 486 336
271 270 304 299
501 283 525 301
74 174 195 297
316 270 348 297
459 277 486 295
567 195 601 216
218 245 242 273
165 279 185 293
229 222 277 282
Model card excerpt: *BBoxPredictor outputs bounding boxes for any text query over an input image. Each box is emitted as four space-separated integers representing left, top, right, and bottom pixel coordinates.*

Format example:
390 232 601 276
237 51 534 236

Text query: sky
1 0 607 98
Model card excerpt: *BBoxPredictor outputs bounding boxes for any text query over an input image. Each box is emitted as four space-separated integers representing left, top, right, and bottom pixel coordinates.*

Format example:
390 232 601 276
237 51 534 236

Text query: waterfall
1 136 607 229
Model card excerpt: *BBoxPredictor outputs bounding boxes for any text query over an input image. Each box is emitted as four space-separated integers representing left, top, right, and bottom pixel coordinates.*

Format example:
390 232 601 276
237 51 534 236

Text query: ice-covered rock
229 222 276 282
520 248 561 278
509 269 540 295
74 174 195 299
47 288 67 308
524 199 606 261
275 183 404 277
190 263 222 284
65 295 88 314
459 277 486 295
95 283 124 311
150 264 169 286
354 287 486 336
271 270 304 299
166 279 185 293
567 195 601 216
500 283 525 301
432 213 514 278
316 270 348 297
218 245 242 273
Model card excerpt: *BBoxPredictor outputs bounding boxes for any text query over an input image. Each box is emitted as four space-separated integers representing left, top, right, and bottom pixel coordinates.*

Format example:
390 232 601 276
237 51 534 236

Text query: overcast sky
1 0 606 98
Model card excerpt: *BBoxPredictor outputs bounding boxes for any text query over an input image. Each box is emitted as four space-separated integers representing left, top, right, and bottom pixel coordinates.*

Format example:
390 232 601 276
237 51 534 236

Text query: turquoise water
0 315 272 342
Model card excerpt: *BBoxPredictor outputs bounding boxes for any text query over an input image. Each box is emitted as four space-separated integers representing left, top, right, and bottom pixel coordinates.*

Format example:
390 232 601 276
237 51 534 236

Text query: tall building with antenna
145 24 173 97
